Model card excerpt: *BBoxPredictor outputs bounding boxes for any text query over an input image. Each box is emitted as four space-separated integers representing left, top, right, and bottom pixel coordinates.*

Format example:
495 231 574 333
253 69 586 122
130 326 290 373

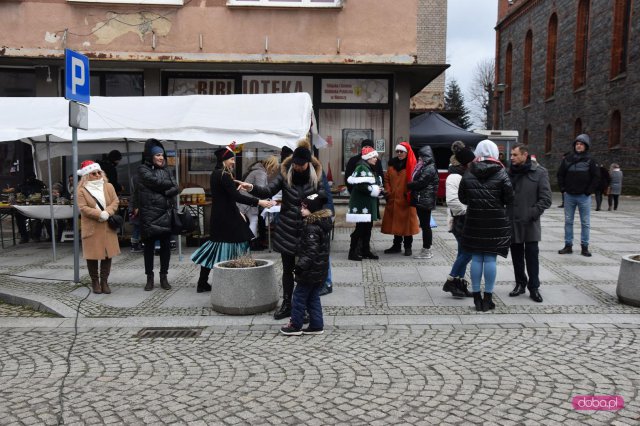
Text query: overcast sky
446 0 499 128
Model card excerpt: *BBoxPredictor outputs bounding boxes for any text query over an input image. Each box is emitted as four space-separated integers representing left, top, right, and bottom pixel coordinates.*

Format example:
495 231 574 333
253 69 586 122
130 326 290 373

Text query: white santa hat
395 144 408 153
77 160 102 177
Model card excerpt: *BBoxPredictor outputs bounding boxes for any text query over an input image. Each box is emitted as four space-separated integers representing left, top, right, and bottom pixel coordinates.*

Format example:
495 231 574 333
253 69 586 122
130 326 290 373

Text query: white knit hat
395 144 408 153
77 160 102 177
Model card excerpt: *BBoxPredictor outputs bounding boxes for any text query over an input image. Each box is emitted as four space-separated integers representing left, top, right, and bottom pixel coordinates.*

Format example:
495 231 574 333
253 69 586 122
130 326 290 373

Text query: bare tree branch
469 58 495 129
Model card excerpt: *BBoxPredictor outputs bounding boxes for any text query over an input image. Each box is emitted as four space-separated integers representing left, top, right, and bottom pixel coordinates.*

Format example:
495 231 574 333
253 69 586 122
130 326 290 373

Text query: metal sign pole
72 125 80 283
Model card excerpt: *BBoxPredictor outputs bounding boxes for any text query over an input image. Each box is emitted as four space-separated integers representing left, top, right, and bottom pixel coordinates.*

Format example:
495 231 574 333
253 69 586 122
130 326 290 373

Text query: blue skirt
191 240 250 269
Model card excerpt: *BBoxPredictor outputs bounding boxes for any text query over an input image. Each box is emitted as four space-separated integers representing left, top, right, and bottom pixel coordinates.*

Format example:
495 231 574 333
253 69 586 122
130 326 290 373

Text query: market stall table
13 204 74 220
0 205 17 248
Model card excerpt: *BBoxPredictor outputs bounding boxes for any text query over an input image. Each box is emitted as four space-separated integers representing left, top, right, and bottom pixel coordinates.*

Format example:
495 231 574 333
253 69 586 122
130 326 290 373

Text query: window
227 0 342 7
545 124 553 153
0 69 36 97
574 0 590 89
611 0 632 78
64 72 143 97
505 43 513 112
545 14 558 98
523 30 533 106
609 110 621 149
574 118 583 138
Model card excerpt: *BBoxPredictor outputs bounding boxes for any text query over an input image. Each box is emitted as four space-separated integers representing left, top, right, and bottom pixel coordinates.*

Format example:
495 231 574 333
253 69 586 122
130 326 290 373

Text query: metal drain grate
135 327 203 339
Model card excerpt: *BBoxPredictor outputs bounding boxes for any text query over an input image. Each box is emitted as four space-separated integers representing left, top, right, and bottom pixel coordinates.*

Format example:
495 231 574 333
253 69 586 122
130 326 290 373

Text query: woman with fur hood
239 140 327 320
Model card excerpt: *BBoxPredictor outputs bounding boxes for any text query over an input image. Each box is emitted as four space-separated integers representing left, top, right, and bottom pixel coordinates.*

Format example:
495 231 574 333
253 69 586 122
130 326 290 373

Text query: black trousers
416 208 432 249
352 222 373 252
281 253 296 301
510 241 540 290
392 235 413 248
142 234 171 275
608 194 619 210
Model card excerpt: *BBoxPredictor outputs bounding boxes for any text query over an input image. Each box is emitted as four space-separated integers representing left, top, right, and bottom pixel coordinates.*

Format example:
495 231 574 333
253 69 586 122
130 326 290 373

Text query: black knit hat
292 146 312 165
454 147 476 166
215 144 235 162
302 193 327 213
108 150 122 162
361 139 374 148
280 146 293 162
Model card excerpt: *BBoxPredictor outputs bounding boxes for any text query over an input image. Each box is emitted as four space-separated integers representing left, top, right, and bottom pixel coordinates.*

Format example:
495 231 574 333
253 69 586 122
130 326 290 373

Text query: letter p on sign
65 49 90 104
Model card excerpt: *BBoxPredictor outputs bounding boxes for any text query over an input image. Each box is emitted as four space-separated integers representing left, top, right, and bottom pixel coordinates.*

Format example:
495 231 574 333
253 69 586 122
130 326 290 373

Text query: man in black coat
98 150 124 194
15 173 46 243
507 144 552 303
556 134 599 257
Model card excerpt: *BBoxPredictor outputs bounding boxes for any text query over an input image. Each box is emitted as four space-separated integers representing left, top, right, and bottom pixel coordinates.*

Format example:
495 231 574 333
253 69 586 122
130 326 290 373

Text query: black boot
160 273 171 290
456 278 473 297
197 267 212 293
144 273 154 291
482 292 495 311
509 283 527 297
348 235 362 261
384 237 402 254
443 277 465 297
273 298 292 320
581 244 592 257
472 292 483 312
361 249 379 260
558 244 573 254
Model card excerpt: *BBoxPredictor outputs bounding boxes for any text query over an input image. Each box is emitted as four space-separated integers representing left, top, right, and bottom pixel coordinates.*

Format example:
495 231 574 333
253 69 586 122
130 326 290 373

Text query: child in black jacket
280 194 332 336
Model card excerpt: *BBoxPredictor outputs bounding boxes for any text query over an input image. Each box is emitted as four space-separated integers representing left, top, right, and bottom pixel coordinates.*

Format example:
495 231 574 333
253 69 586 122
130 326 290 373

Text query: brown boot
144 273 154 291
87 260 101 294
100 258 112 294
160 273 171 290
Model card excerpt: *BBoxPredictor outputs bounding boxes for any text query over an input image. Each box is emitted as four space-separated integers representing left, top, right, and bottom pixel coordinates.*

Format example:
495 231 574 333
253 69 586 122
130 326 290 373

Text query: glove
99 211 109 222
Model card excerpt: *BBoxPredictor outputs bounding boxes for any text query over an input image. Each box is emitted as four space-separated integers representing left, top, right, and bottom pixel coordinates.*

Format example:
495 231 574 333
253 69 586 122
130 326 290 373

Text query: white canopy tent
0 93 321 275
0 92 319 159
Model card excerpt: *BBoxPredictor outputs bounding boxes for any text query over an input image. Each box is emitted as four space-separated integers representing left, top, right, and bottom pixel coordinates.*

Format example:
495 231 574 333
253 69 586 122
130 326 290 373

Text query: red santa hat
361 146 378 160
77 160 102 177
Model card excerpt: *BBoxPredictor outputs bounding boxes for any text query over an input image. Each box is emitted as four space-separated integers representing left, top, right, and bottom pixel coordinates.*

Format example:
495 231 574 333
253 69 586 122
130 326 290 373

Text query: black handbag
171 206 196 235
89 193 123 231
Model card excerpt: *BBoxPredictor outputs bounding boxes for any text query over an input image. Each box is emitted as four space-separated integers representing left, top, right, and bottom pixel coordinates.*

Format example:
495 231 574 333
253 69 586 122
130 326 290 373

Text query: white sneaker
413 248 433 259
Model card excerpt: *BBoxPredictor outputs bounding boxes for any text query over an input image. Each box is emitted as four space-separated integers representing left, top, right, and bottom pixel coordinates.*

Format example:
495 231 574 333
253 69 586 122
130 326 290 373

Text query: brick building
0 0 448 190
494 0 639 193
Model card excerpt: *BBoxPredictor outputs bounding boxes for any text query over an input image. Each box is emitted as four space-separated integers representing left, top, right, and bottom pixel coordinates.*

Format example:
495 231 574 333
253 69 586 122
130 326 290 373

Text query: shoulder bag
88 192 123 231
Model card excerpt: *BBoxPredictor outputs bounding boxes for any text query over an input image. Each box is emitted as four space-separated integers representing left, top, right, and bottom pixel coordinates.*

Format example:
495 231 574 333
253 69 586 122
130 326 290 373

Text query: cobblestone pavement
1 193 639 424
1 326 639 425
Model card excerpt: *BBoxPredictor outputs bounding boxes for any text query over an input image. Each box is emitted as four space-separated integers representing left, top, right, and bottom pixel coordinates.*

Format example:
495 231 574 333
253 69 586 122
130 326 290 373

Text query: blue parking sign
65 49 90 104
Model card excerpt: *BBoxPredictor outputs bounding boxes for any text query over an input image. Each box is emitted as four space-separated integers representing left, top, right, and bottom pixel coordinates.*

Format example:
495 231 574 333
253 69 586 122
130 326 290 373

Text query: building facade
0 0 447 190
494 0 639 193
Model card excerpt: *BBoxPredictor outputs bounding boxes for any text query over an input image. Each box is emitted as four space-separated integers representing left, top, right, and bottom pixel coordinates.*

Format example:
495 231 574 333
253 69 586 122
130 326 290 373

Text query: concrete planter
210 259 278 315
617 254 640 307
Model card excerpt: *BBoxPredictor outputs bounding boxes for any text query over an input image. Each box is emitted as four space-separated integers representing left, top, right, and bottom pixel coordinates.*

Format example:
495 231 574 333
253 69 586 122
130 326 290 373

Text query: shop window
505 43 513 112
545 124 553 154
227 0 342 7
609 110 621 149
611 0 632 78
0 69 36 97
545 14 558 99
574 0 590 90
318 109 390 186
574 118 583 138
523 30 533 106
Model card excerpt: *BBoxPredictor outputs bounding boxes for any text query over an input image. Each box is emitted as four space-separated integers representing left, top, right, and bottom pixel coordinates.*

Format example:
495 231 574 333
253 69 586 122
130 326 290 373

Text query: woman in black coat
458 140 514 312
137 139 180 291
191 143 274 293
238 140 326 320
407 145 439 259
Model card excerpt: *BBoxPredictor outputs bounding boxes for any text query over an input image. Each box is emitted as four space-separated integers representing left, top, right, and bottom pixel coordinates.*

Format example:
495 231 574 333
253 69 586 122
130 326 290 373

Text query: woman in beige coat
77 160 121 294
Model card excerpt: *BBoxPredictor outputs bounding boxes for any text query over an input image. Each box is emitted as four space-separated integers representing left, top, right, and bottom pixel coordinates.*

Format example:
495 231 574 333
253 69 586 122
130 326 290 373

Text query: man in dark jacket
242 140 327 320
15 173 46 243
557 133 599 257
507 144 552 303
98 150 124 195
344 139 384 193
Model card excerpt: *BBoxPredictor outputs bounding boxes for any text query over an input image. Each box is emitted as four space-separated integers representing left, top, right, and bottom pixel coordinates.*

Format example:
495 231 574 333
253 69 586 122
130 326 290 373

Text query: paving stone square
385 286 433 306
496 285 599 306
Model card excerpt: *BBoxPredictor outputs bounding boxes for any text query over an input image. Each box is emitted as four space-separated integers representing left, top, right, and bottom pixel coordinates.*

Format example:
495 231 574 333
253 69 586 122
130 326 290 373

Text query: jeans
143 234 171 275
449 235 472 278
325 257 332 288
281 253 296 301
510 241 539 290
290 284 323 330
564 193 591 246
470 253 497 293
130 224 141 243
416 208 432 249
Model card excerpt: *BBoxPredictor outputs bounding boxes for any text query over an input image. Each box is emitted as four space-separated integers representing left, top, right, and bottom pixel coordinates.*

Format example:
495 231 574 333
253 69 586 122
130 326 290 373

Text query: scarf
292 167 310 186
85 179 106 209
